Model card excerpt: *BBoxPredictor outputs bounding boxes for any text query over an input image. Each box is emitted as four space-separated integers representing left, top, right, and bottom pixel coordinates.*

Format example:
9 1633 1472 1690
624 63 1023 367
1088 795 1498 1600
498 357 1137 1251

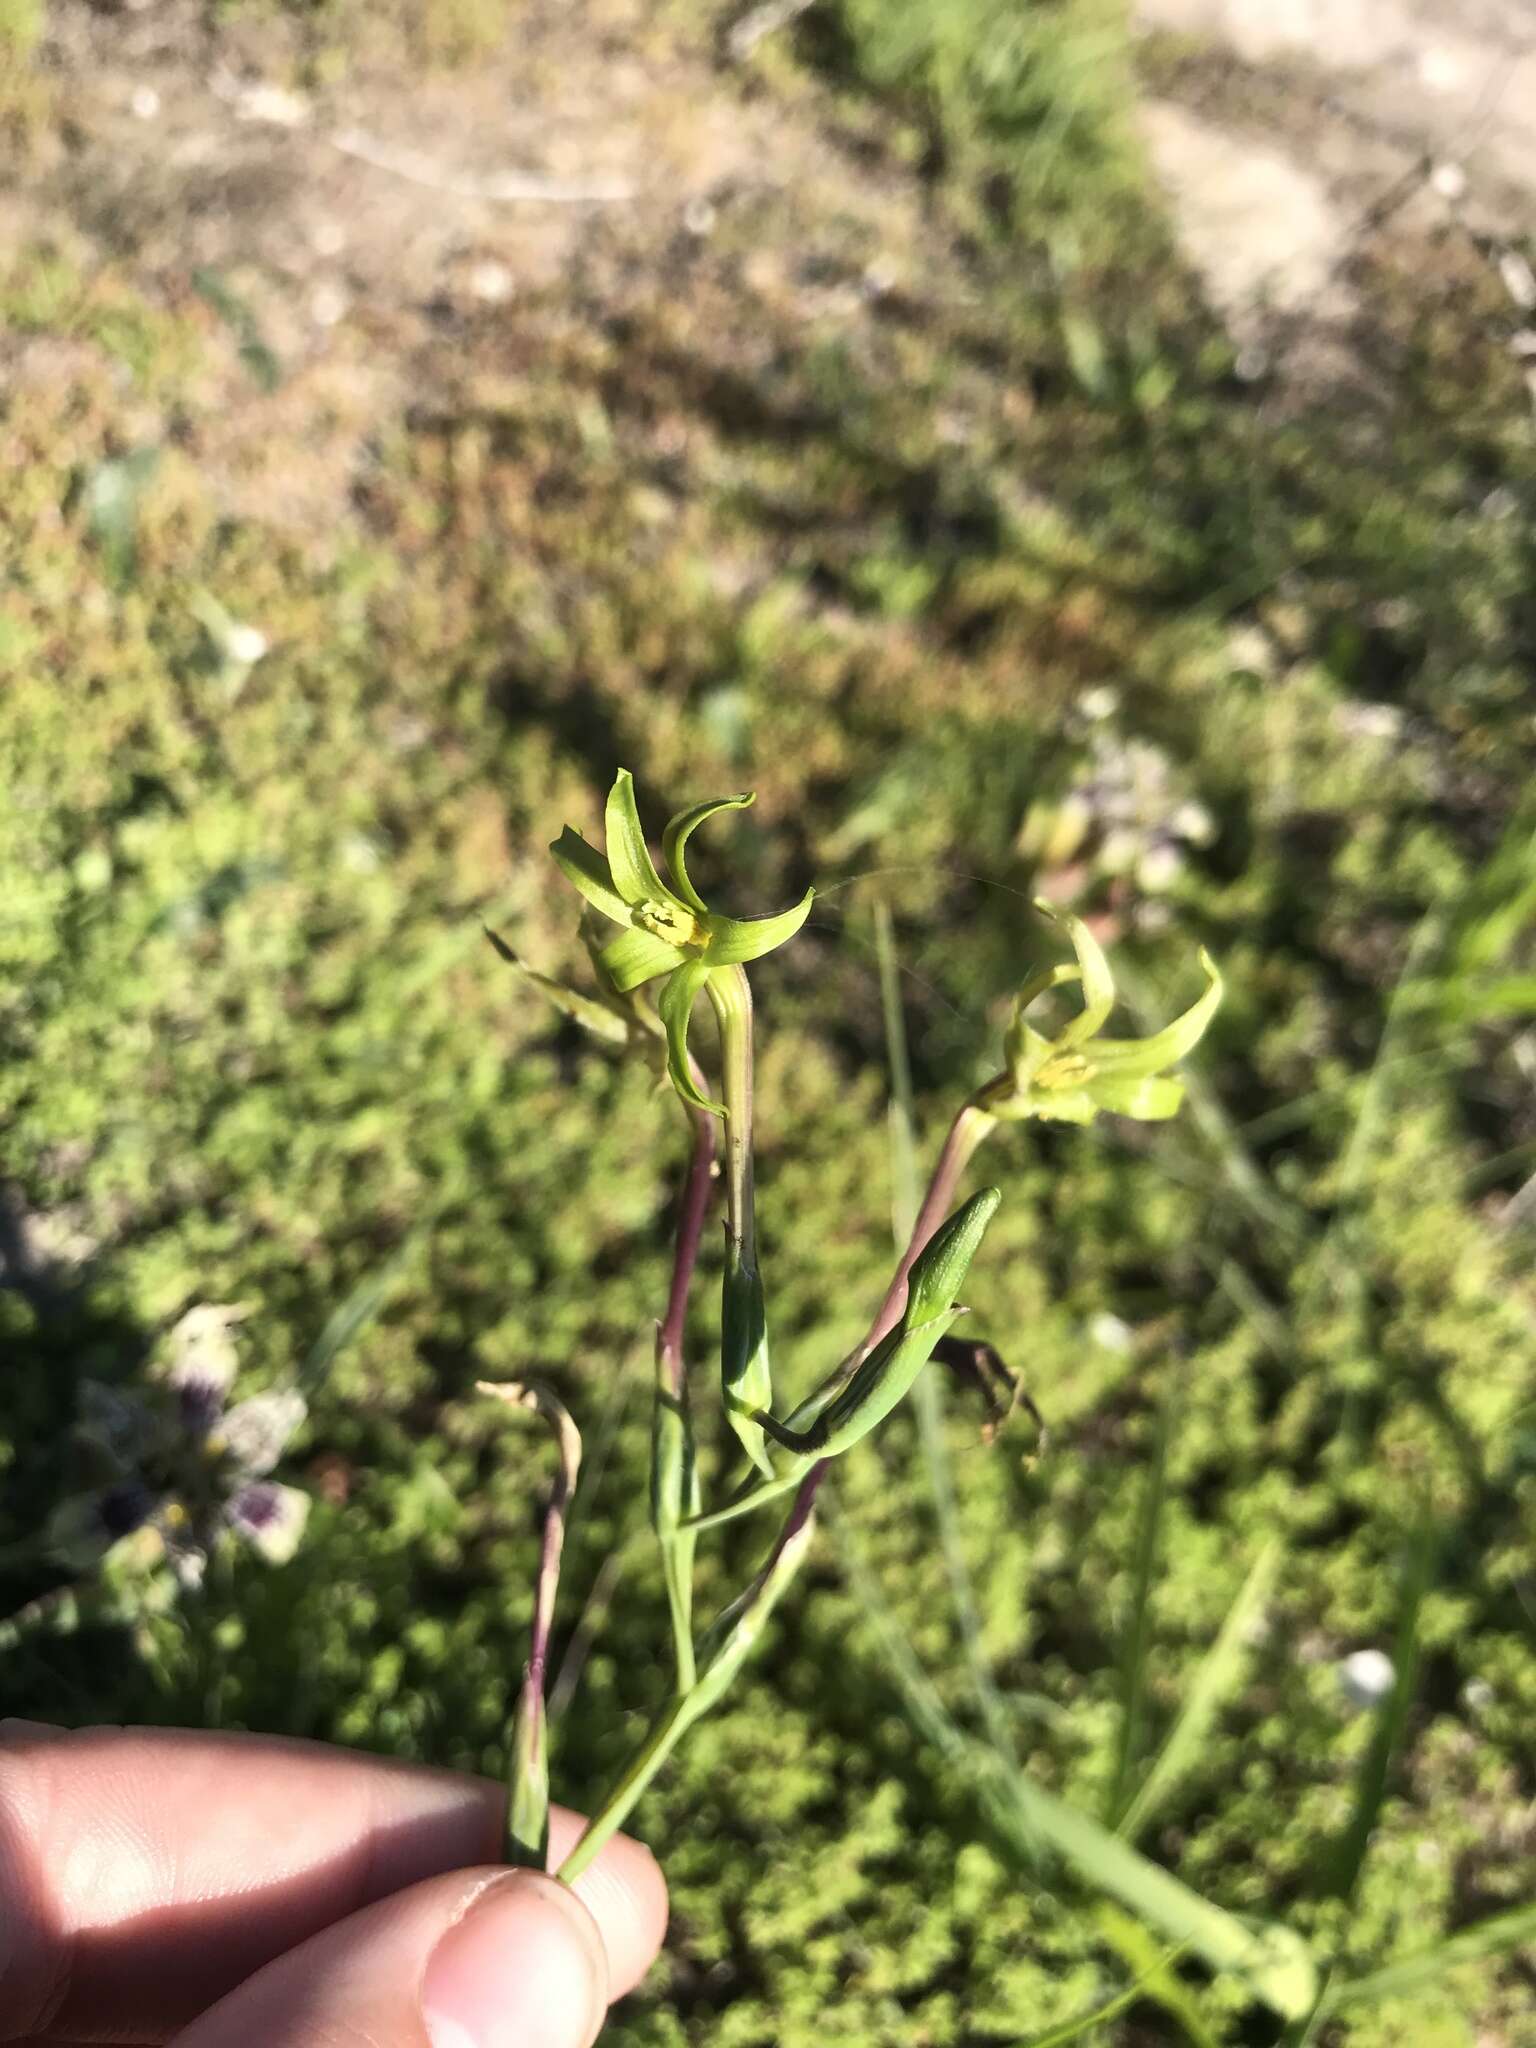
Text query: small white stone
682 196 717 238
1077 684 1119 722
468 258 515 305
225 623 269 666
1339 1648 1395 1708
1171 799 1216 847
235 83 310 128
130 85 161 120
1335 701 1403 741
1498 250 1536 312
310 282 348 328
1137 840 1184 894
1088 1312 1133 1353
1428 162 1466 202
1418 47 1470 94
1462 1678 1494 1712
309 220 347 258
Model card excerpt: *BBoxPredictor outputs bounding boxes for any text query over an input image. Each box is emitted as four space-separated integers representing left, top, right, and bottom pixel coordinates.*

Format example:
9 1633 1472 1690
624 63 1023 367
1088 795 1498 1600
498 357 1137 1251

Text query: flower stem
706 967 756 1267
557 1693 697 1884
652 1070 717 1694
786 1095 998 1506
657 1081 718 1401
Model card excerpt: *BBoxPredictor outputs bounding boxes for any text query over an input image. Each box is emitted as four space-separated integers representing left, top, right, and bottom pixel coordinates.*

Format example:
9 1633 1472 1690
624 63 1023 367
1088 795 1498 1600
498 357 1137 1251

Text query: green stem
683 1473 799 1532
706 966 755 1265
557 1692 698 1884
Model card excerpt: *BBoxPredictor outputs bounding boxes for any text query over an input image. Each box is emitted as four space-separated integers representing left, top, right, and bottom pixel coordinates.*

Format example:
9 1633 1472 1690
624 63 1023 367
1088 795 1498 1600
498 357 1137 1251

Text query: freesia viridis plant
482 771 1223 1882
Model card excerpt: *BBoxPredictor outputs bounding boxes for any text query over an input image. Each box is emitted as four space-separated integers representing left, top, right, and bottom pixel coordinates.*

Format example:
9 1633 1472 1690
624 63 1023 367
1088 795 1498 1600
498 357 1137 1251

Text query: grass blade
299 1252 407 1395
980 1749 1315 2019
1017 1937 1193 2047
1118 1539 1282 1845
874 902 1015 1757
1325 1516 1434 1902
832 1507 1316 2020
1097 1907 1218 2047
1107 1399 1169 1825
1323 1901 1536 2009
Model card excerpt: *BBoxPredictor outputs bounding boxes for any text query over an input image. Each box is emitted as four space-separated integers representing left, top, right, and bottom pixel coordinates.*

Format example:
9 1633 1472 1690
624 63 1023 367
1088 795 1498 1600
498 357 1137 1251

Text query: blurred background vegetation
3 1 1535 2042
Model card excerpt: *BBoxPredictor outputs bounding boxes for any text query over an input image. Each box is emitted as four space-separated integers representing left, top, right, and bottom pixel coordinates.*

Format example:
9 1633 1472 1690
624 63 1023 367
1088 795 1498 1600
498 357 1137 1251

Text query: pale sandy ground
1136 0 1536 343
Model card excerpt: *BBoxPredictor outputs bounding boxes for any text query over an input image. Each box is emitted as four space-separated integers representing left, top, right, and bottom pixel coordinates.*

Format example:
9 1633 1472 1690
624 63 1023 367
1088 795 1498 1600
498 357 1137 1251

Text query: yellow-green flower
978 900 1222 1124
550 770 813 1114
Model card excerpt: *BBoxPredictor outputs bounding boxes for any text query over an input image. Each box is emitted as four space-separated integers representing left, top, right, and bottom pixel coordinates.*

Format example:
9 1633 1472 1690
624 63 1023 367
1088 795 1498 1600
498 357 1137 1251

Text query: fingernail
0 1719 59 1743
423 1872 607 2048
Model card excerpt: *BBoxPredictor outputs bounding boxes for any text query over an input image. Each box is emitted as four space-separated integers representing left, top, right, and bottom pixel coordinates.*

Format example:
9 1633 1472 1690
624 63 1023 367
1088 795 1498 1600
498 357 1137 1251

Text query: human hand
0 1720 667 2048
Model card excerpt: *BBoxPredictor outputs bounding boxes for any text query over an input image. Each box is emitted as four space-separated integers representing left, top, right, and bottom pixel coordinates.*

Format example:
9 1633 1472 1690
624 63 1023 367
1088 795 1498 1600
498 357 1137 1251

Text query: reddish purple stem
792 1100 994 1516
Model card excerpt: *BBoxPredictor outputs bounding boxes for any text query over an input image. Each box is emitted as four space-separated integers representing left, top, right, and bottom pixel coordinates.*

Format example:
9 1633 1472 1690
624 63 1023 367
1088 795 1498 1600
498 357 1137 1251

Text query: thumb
172 1865 611 2048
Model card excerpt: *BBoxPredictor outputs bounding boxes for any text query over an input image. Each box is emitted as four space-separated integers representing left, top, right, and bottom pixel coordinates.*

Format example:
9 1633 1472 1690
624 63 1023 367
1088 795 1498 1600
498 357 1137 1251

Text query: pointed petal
605 769 672 909
1086 948 1223 1078
549 826 631 926
662 791 755 915
1034 900 1116 1047
1027 1088 1101 1125
703 887 814 966
1092 1074 1186 1119
485 928 631 1044
1012 960 1082 1016
659 962 726 1116
218 1389 307 1476
598 925 689 994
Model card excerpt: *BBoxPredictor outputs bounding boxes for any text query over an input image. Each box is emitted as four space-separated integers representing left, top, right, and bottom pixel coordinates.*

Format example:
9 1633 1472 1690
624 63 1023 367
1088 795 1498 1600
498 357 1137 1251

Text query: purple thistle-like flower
176 1373 228 1439
99 1480 157 1540
226 1481 310 1563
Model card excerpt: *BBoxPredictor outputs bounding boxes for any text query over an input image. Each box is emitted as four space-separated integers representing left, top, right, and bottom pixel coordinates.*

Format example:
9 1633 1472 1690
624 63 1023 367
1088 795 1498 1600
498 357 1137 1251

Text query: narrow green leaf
1323 1901 1536 2009
82 446 159 585
983 1759 1317 2019
1119 1540 1282 1844
662 791 754 915
1015 1940 1193 2048
597 925 688 995
658 962 724 1116
604 768 671 908
299 1254 406 1396
703 886 815 966
549 826 631 926
484 928 630 1044
722 1241 775 1477
832 1510 1315 2018
1108 1404 1170 1826
1097 1909 1217 2048
691 1502 817 1712
651 1349 701 1692
1326 1518 1435 1902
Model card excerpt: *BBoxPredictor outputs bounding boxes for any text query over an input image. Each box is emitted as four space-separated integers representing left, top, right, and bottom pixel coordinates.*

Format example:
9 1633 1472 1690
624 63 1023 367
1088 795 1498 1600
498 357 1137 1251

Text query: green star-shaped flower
549 770 813 1114
978 900 1222 1124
